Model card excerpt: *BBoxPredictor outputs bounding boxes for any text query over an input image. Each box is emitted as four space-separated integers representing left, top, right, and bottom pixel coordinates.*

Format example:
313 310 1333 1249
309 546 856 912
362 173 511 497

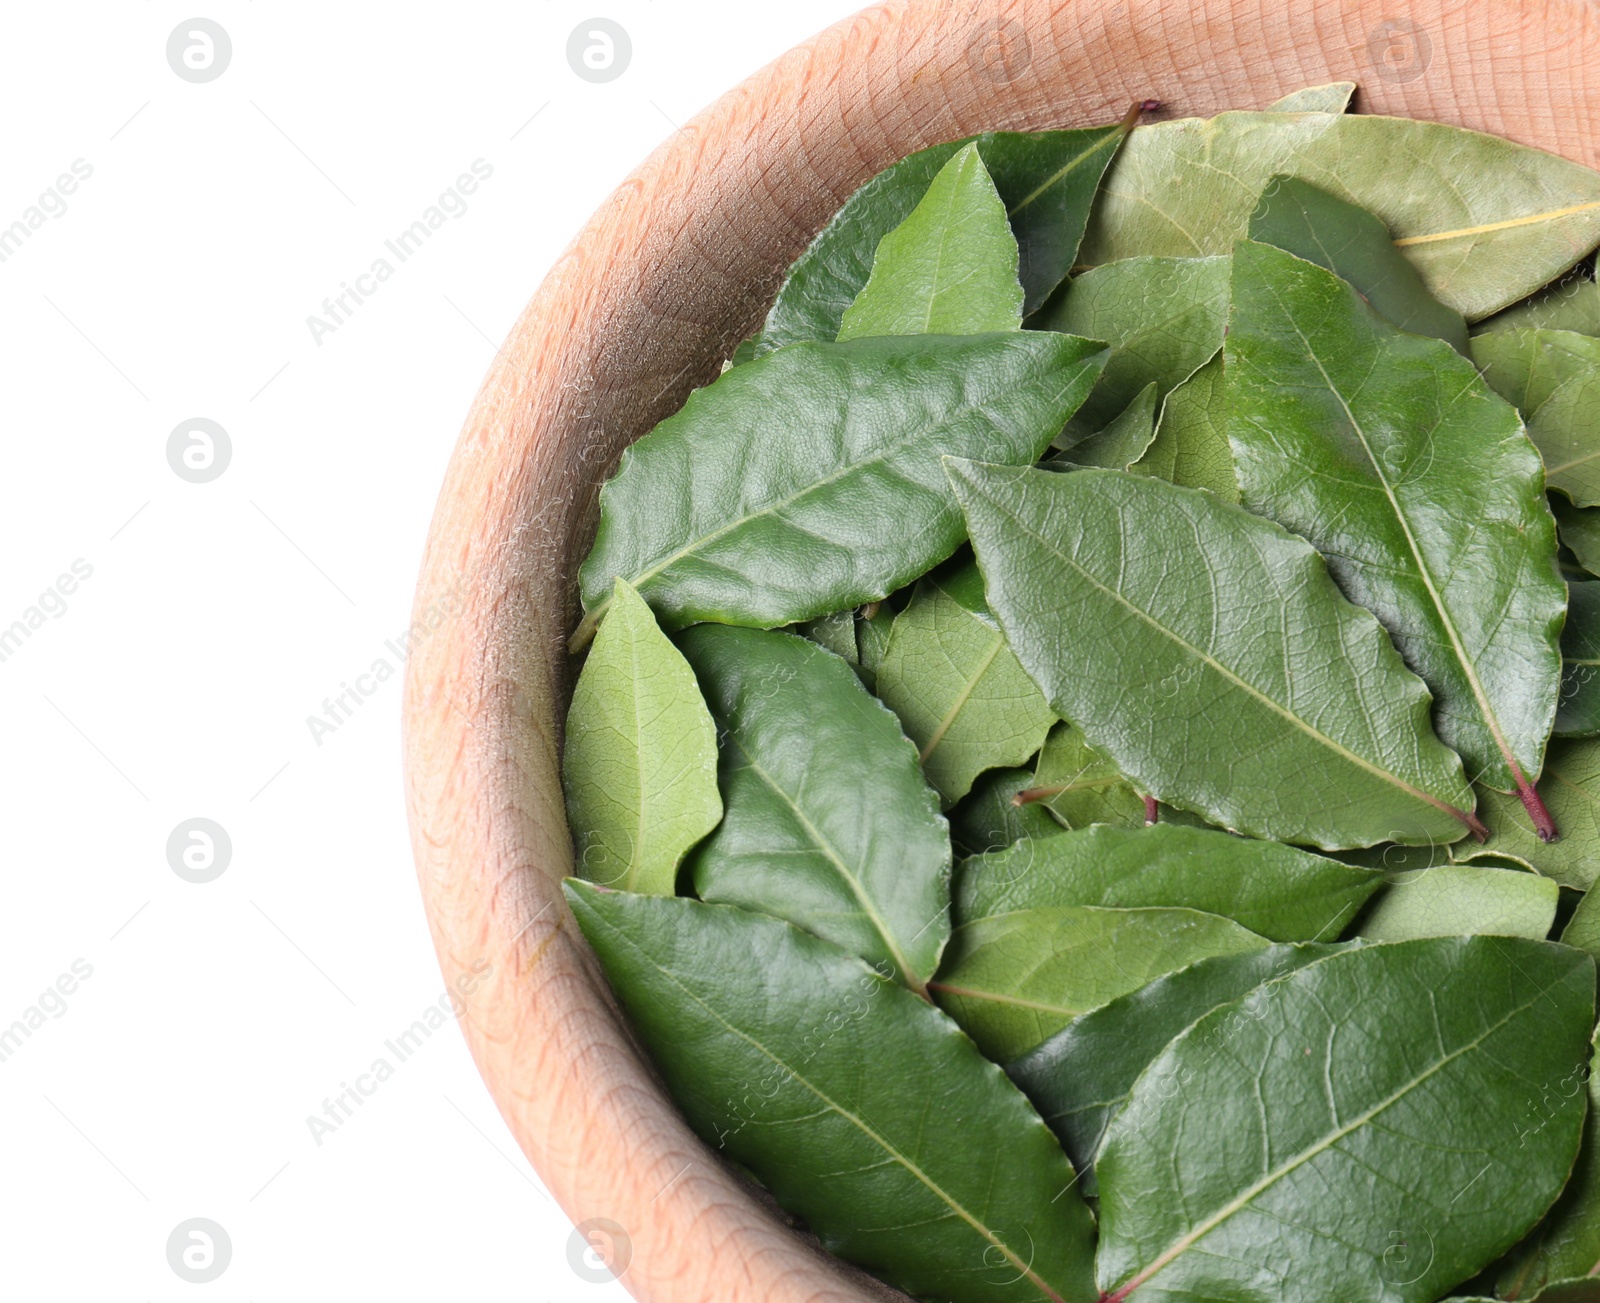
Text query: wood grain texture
400 1 1600 1298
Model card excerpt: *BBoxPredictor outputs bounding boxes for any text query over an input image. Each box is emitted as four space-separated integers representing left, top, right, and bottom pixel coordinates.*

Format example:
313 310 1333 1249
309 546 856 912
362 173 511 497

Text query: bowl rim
401 2 1600 1299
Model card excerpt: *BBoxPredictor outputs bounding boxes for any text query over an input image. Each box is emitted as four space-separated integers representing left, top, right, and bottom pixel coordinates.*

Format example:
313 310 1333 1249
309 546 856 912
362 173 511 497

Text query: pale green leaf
1095 936 1596 1303
1227 240 1564 799
838 143 1022 340
947 461 1480 848
1474 328 1600 507
681 625 950 990
875 562 1056 805
1128 350 1239 500
1355 864 1559 941
1265 83 1356 113
931 905 1269 1059
565 883 1099 1303
561 578 721 894
1081 111 1600 319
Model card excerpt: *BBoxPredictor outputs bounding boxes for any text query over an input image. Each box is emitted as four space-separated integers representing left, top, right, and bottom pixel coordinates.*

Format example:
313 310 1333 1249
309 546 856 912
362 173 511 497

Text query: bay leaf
1034 254 1230 436
1019 720 1150 831
1475 257 1600 338
1265 83 1356 113
1355 864 1559 942
1563 886 1600 957
564 883 1099 1303
561 578 721 894
680 625 951 991
1227 239 1564 813
1555 495 1600 578
838 142 1022 339
1008 943 1339 1194
930 904 1269 1060
796 607 858 665
1047 382 1158 470
948 764 1066 857
1128 350 1239 501
1246 174 1469 350
1080 111 1600 320
575 332 1106 643
1466 737 1600 889
1095 936 1596 1303
1560 581 1600 737
875 562 1056 806
854 599 895 692
761 121 1132 350
1473 328 1600 507
947 460 1480 848
956 823 1383 941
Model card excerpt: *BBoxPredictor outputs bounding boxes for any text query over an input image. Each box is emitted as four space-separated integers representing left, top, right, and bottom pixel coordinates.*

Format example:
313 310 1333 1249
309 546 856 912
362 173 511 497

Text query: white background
0 3 862 1297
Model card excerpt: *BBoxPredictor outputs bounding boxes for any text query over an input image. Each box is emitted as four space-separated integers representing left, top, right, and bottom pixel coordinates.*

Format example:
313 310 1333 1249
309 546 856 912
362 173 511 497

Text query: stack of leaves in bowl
558 82 1600 1303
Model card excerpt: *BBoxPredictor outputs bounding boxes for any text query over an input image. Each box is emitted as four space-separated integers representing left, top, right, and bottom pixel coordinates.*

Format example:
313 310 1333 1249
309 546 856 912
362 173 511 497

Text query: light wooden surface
400 1 1600 1298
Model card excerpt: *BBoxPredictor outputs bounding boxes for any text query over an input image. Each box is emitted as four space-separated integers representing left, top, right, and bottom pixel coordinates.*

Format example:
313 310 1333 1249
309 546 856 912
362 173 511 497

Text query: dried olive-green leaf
565 883 1100 1303
561 578 721 894
576 332 1106 641
1048 383 1158 470
1227 240 1564 804
1474 328 1600 507
1095 936 1596 1303
1081 111 1600 319
875 563 1056 805
1265 82 1356 113
1355 864 1559 941
1475 257 1600 338
931 905 1269 1060
838 142 1022 339
1128 350 1239 500
948 461 1480 848
681 625 950 990
1559 581 1600 737
1247 174 1469 350
956 824 1382 941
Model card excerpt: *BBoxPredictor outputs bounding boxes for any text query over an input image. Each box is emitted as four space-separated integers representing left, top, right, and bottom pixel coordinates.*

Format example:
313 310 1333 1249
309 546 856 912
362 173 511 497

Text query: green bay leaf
1474 328 1600 507
956 823 1382 941
1226 240 1565 803
1080 111 1600 320
1048 382 1158 470
875 562 1056 806
931 904 1268 1060
1095 936 1596 1303
948 764 1066 858
681 625 950 990
838 142 1021 339
1019 720 1152 830
948 461 1479 849
1467 736 1600 889
1355 863 1559 941
1128 350 1238 500
564 883 1099 1303
1555 495 1600 578
1475 257 1600 338
1560 581 1600 737
1247 174 1469 350
575 332 1106 641
1265 82 1356 113
561 578 721 893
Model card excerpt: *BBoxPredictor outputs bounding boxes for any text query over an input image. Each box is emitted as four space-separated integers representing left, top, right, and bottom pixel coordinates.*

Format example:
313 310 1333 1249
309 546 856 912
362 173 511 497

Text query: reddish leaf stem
1513 773 1559 843
1143 795 1159 825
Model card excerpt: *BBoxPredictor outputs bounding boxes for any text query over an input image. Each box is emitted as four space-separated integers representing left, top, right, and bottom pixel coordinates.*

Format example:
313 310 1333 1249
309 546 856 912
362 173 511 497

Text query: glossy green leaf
1266 83 1356 113
575 332 1106 641
680 625 950 990
1355 864 1559 941
1474 328 1600 507
1008 943 1339 1194
1048 383 1158 470
948 461 1480 848
761 122 1132 350
796 607 858 664
948 765 1066 857
1035 254 1230 436
956 823 1383 941
1128 350 1239 500
1019 721 1150 831
1095 936 1596 1303
1227 239 1565 802
838 143 1022 340
564 883 1099 1303
1468 737 1600 889
1247 175 1469 350
1560 582 1600 737
561 578 721 894
931 905 1269 1060
1556 495 1600 578
1081 111 1600 319
1475 258 1600 338
875 563 1055 805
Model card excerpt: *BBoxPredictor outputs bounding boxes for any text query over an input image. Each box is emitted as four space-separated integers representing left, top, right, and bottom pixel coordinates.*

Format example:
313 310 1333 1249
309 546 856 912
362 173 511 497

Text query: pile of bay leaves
559 83 1600 1303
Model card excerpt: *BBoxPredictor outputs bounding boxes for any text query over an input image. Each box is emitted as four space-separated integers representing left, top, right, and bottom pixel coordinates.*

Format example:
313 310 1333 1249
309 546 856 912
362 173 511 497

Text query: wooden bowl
401 2 1600 1298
